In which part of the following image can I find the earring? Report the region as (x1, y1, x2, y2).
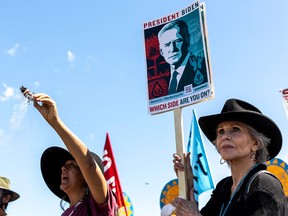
(220, 158, 226, 164)
(250, 152, 256, 161)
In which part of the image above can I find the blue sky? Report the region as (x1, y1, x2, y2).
(1, 0, 288, 215)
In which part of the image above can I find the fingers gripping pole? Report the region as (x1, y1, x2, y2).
(173, 108, 188, 199)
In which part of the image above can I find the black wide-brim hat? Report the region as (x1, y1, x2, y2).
(199, 98, 282, 160)
(40, 146, 104, 202)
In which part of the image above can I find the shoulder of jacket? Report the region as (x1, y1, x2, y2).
(246, 170, 281, 194)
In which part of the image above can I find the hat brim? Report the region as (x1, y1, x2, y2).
(198, 111, 282, 160)
(0, 187, 20, 202)
(40, 146, 104, 202)
(8, 190, 20, 202)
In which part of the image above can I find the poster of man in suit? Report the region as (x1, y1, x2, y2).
(144, 1, 214, 115)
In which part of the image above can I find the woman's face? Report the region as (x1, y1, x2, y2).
(215, 121, 257, 162)
(0, 191, 11, 211)
(60, 160, 86, 193)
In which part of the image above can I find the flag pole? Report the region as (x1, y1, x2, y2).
(173, 107, 188, 199)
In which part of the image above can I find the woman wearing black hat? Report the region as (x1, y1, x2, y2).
(172, 99, 287, 216)
(33, 93, 116, 216)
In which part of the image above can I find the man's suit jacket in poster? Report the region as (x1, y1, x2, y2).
(173, 54, 208, 93)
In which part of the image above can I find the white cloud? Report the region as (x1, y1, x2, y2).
(0, 129, 5, 146)
(9, 100, 28, 130)
(89, 133, 94, 140)
(67, 51, 76, 62)
(34, 81, 40, 87)
(0, 83, 31, 130)
(0, 83, 15, 101)
(6, 44, 20, 56)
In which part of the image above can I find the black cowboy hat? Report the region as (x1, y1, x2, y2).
(0, 177, 20, 201)
(198, 98, 282, 160)
(40, 146, 104, 202)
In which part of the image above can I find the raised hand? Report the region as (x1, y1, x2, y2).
(33, 93, 59, 125)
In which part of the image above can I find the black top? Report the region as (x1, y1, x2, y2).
(201, 164, 288, 216)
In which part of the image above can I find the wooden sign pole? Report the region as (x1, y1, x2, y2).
(173, 107, 188, 199)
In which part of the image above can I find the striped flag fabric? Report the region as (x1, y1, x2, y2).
(102, 133, 128, 216)
(280, 88, 288, 119)
(187, 109, 214, 203)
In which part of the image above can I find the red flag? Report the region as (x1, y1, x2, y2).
(102, 133, 127, 215)
(280, 88, 288, 119)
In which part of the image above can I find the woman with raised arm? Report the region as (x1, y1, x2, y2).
(34, 93, 116, 216)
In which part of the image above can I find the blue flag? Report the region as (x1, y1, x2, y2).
(187, 109, 214, 203)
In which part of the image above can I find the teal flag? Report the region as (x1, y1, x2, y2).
(187, 109, 214, 202)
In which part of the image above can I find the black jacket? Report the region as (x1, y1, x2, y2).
(200, 164, 288, 216)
